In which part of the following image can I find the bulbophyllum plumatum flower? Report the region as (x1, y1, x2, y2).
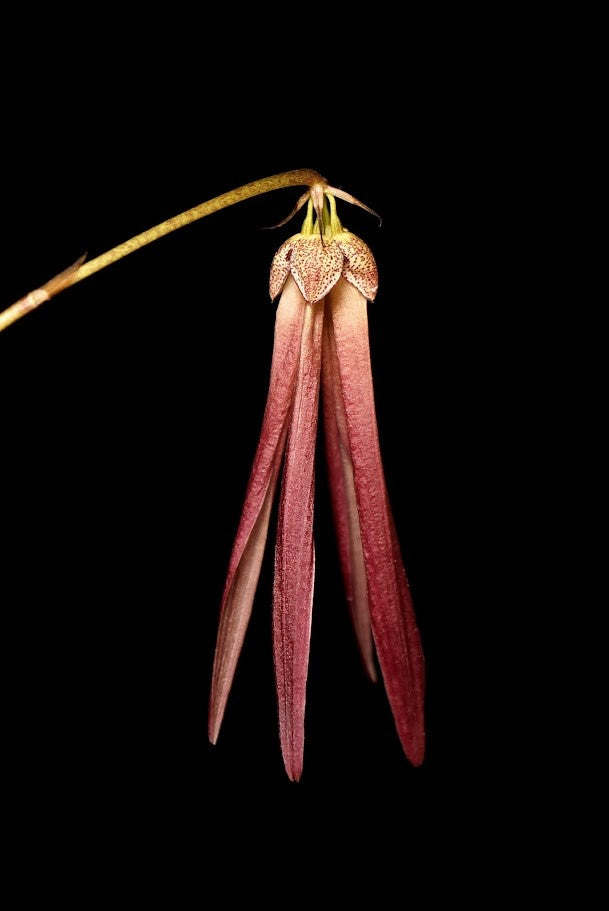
(209, 194, 425, 780)
(0, 168, 423, 782)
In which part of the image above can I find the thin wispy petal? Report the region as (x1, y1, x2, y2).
(325, 186, 381, 224)
(328, 279, 425, 766)
(273, 298, 325, 781)
(321, 317, 376, 681)
(209, 277, 306, 744)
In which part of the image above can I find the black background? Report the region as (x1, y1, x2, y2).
(0, 24, 493, 868)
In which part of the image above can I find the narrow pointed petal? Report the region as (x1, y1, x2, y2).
(325, 185, 382, 223)
(209, 277, 306, 744)
(273, 299, 325, 781)
(328, 279, 425, 766)
(321, 318, 377, 681)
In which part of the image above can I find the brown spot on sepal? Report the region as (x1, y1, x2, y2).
(336, 234, 378, 302)
(270, 232, 378, 304)
(290, 237, 344, 303)
(269, 235, 297, 300)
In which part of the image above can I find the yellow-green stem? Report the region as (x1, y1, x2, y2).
(0, 168, 326, 335)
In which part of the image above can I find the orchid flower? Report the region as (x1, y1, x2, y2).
(1, 169, 425, 782)
(209, 195, 425, 781)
